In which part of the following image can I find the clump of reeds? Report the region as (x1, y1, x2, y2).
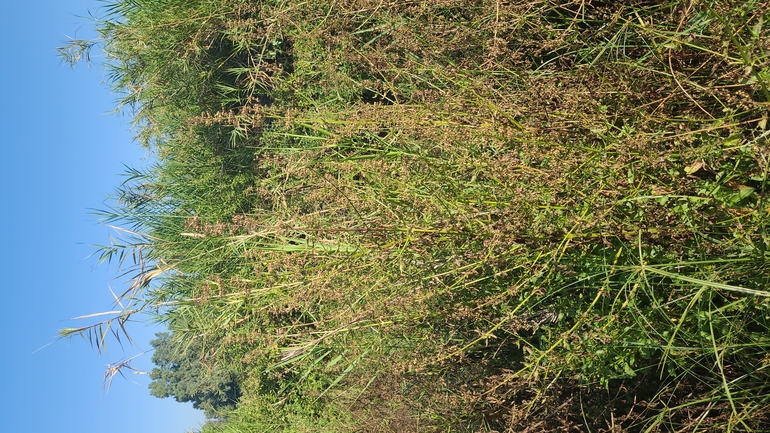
(61, 0, 770, 431)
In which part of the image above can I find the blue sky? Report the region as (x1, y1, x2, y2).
(0, 1, 206, 432)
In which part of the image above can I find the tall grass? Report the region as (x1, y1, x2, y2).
(61, 0, 769, 431)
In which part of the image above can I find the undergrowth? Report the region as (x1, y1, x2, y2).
(61, 0, 770, 431)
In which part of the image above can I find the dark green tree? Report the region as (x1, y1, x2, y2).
(148, 332, 241, 418)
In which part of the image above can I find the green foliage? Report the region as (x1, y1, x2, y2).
(62, 0, 770, 431)
(149, 332, 241, 418)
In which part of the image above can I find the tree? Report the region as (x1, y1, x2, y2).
(148, 332, 241, 418)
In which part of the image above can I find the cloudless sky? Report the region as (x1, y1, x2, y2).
(0, 1, 206, 432)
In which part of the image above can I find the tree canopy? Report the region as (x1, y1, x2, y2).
(149, 332, 241, 418)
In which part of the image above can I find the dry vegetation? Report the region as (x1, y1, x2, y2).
(61, 0, 770, 431)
